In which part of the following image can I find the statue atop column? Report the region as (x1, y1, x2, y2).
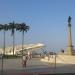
(67, 16, 73, 55)
(68, 16, 71, 26)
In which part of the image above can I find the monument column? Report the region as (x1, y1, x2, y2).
(67, 16, 73, 55)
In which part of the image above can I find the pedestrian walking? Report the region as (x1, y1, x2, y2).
(22, 55, 28, 67)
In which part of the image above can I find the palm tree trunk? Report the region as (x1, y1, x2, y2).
(2, 54, 3, 75)
(2, 30, 5, 75)
(3, 30, 5, 55)
(22, 31, 24, 56)
(13, 33, 15, 55)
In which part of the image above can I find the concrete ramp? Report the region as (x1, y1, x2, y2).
(57, 55, 75, 64)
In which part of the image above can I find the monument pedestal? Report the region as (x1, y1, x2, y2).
(67, 46, 73, 55)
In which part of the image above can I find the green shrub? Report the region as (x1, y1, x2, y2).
(3, 55, 21, 59)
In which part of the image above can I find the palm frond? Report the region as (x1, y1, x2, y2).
(3, 24, 9, 31)
(9, 21, 16, 36)
(0, 24, 3, 30)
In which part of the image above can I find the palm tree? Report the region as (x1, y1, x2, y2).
(0, 24, 4, 75)
(9, 21, 16, 55)
(18, 23, 29, 55)
(3, 24, 9, 55)
(0, 24, 8, 74)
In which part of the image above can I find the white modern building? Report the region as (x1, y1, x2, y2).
(0, 43, 45, 55)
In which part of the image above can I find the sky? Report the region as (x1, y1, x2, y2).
(0, 0, 75, 52)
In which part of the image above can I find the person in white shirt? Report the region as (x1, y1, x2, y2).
(28, 51, 32, 60)
(22, 55, 28, 67)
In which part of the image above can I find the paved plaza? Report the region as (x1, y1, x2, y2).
(0, 55, 75, 75)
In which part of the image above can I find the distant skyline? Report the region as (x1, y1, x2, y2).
(0, 0, 75, 52)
